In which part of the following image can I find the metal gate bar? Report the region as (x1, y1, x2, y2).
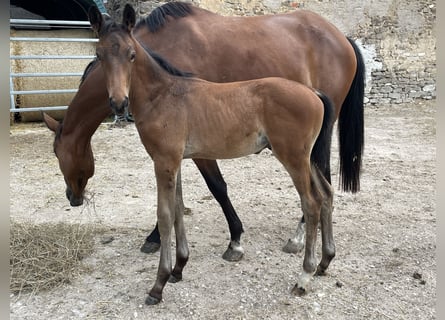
(10, 19, 97, 114)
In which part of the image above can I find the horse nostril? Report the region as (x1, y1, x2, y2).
(109, 97, 128, 116)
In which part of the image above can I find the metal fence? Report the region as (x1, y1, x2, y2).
(9, 19, 97, 114)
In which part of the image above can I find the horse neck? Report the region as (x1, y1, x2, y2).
(61, 79, 110, 147)
(130, 38, 174, 104)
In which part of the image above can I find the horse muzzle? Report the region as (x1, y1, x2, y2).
(109, 96, 129, 117)
(66, 187, 84, 207)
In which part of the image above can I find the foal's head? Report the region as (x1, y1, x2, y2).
(88, 4, 137, 116)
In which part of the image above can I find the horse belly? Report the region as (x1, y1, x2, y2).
(183, 130, 269, 160)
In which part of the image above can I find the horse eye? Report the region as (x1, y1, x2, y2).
(130, 52, 136, 62)
(96, 53, 101, 61)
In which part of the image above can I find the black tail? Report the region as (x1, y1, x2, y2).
(311, 90, 335, 184)
(338, 37, 365, 193)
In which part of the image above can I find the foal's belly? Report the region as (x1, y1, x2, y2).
(183, 130, 270, 160)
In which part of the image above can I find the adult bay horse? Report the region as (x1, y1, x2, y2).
(44, 1, 364, 261)
(89, 3, 337, 304)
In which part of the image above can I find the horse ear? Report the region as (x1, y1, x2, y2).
(42, 112, 60, 133)
(122, 3, 136, 32)
(88, 5, 103, 34)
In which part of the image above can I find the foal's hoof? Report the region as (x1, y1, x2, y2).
(291, 284, 307, 297)
(282, 239, 304, 254)
(145, 294, 161, 305)
(140, 241, 161, 254)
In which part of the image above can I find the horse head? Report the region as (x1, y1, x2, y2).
(88, 4, 136, 117)
(43, 113, 94, 206)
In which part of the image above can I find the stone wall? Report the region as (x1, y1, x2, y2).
(104, 0, 436, 105)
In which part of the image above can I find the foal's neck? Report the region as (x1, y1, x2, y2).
(130, 37, 175, 102)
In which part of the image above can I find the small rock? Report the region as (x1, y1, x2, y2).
(101, 236, 115, 244)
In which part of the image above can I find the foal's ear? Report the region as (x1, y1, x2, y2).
(122, 3, 136, 32)
(88, 5, 103, 34)
(42, 112, 60, 133)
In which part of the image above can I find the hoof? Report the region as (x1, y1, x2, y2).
(315, 266, 327, 276)
(184, 207, 192, 215)
(222, 242, 244, 262)
(145, 294, 161, 305)
(168, 273, 182, 283)
(140, 241, 161, 254)
(222, 248, 244, 262)
(282, 239, 304, 254)
(291, 284, 307, 296)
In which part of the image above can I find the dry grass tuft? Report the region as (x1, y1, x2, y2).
(10, 220, 99, 295)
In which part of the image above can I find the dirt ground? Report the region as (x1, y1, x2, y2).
(9, 101, 436, 319)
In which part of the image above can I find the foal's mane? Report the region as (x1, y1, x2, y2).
(134, 2, 193, 33)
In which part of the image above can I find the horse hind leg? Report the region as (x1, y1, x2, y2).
(279, 159, 323, 296)
(282, 153, 332, 255)
(193, 159, 245, 262)
(291, 165, 334, 297)
(282, 215, 305, 254)
(312, 165, 335, 276)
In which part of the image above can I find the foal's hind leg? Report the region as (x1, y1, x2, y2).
(282, 215, 306, 254)
(285, 164, 323, 296)
(312, 166, 335, 276)
(283, 155, 331, 254)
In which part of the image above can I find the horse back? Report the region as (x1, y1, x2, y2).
(133, 7, 356, 113)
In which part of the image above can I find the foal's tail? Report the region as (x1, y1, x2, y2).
(311, 90, 335, 184)
(338, 37, 366, 193)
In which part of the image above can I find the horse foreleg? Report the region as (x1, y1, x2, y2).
(169, 175, 190, 283)
(146, 163, 178, 305)
(140, 168, 187, 254)
(193, 159, 245, 262)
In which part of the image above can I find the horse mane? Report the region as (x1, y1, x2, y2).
(134, 2, 193, 33)
(82, 7, 193, 88)
(139, 43, 194, 78)
(80, 58, 99, 85)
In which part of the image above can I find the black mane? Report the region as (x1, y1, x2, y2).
(134, 2, 193, 33)
(80, 58, 99, 85)
(140, 43, 193, 78)
(81, 12, 193, 85)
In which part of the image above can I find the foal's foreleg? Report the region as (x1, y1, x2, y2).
(169, 173, 190, 282)
(141, 169, 186, 254)
(146, 163, 178, 305)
